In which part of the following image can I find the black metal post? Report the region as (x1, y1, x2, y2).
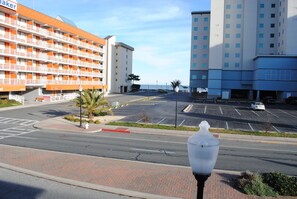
(79, 90, 82, 127)
(193, 173, 210, 199)
(175, 91, 178, 128)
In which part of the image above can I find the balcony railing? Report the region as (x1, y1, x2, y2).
(0, 78, 25, 85)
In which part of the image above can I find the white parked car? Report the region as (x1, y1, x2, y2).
(251, 102, 265, 111)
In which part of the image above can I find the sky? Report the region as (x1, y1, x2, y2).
(17, 0, 210, 86)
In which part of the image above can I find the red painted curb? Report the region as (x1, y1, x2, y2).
(101, 128, 130, 133)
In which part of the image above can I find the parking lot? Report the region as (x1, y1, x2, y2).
(112, 93, 297, 133)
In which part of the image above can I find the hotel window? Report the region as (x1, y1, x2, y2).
(235, 43, 241, 48)
(202, 54, 207, 58)
(235, 63, 240, 68)
(193, 45, 198, 49)
(194, 36, 198, 40)
(202, 63, 207, 68)
(260, 4, 264, 8)
(202, 75, 207, 80)
(226, 4, 231, 9)
(258, 43, 264, 48)
(236, 33, 241, 38)
(271, 13, 275, 18)
(224, 63, 229, 68)
(235, 53, 240, 58)
(237, 4, 242, 9)
(192, 75, 197, 80)
(192, 63, 197, 68)
(194, 27, 198, 31)
(271, 3, 276, 8)
(225, 43, 230, 48)
(204, 17, 208, 22)
(194, 18, 198, 22)
(225, 34, 230, 38)
(236, 24, 241, 29)
(237, 14, 241, 19)
(260, 13, 265, 18)
(193, 54, 197, 58)
(203, 45, 208, 49)
(203, 36, 208, 40)
(259, 33, 264, 38)
(270, 43, 274, 48)
(226, 24, 230, 29)
(204, 26, 208, 31)
(224, 53, 229, 58)
(271, 24, 275, 28)
(259, 23, 264, 28)
(270, 33, 275, 38)
(226, 14, 231, 19)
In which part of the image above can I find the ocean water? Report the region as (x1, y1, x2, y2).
(140, 84, 189, 91)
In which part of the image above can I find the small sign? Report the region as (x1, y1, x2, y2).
(0, 0, 17, 11)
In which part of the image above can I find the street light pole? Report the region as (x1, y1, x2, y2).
(174, 86, 179, 128)
(79, 84, 82, 127)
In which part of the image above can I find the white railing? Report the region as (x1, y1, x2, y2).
(0, 79, 25, 85)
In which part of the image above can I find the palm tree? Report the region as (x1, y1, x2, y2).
(127, 74, 140, 84)
(74, 89, 112, 120)
(170, 80, 181, 90)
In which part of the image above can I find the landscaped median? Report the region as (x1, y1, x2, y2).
(107, 121, 297, 139)
(0, 99, 22, 108)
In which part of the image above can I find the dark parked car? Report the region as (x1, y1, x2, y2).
(262, 96, 276, 104)
(285, 96, 297, 105)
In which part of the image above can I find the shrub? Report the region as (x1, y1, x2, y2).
(262, 172, 297, 196)
(93, 110, 107, 116)
(238, 171, 278, 197)
(94, 120, 101, 124)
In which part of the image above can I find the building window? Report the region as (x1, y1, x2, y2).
(235, 63, 240, 67)
(225, 43, 230, 48)
(204, 26, 208, 31)
(236, 33, 241, 38)
(203, 45, 208, 49)
(235, 43, 241, 48)
(224, 53, 229, 58)
(226, 4, 231, 9)
(258, 43, 264, 48)
(226, 24, 230, 29)
(193, 45, 198, 49)
(224, 63, 229, 68)
(237, 4, 242, 9)
(194, 18, 198, 22)
(270, 33, 275, 38)
(270, 43, 274, 48)
(202, 75, 207, 80)
(236, 24, 241, 29)
(271, 24, 275, 28)
(260, 13, 265, 18)
(259, 33, 264, 38)
(192, 75, 197, 80)
(202, 54, 207, 58)
(203, 36, 208, 40)
(271, 3, 276, 8)
(235, 53, 240, 58)
(193, 54, 197, 58)
(192, 63, 197, 68)
(194, 36, 198, 40)
(260, 4, 264, 8)
(271, 13, 275, 18)
(259, 23, 264, 28)
(194, 27, 198, 31)
(226, 14, 231, 19)
(202, 63, 207, 68)
(237, 14, 241, 19)
(225, 33, 230, 38)
(204, 17, 208, 22)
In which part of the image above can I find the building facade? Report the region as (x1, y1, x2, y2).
(190, 0, 297, 100)
(1, 1, 134, 102)
(106, 35, 134, 94)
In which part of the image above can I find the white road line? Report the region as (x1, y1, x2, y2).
(204, 105, 207, 114)
(266, 110, 279, 118)
(219, 106, 223, 115)
(179, 119, 186, 126)
(220, 145, 297, 153)
(226, 121, 229, 130)
(272, 125, 281, 133)
(234, 107, 241, 116)
(130, 148, 176, 154)
(248, 123, 254, 131)
(279, 110, 297, 119)
(136, 118, 143, 123)
(156, 118, 166, 124)
(1, 128, 24, 133)
(0, 131, 36, 140)
(252, 110, 260, 117)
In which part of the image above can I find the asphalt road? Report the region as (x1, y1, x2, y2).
(0, 167, 133, 199)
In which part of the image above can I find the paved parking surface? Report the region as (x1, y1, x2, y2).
(113, 95, 297, 133)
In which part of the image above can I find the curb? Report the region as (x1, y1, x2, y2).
(0, 162, 181, 199)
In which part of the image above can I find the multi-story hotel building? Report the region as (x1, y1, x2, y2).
(190, 0, 297, 100)
(0, 0, 122, 102)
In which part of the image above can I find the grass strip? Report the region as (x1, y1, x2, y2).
(107, 121, 297, 138)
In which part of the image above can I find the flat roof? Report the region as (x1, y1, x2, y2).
(191, 11, 210, 15)
(115, 42, 134, 51)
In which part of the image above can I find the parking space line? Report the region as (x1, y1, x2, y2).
(279, 110, 297, 119)
(248, 123, 254, 131)
(204, 105, 207, 114)
(157, 118, 166, 124)
(179, 119, 186, 126)
(233, 107, 241, 116)
(225, 121, 229, 130)
(252, 111, 260, 117)
(272, 125, 281, 133)
(266, 110, 279, 118)
(136, 118, 143, 123)
(219, 106, 223, 115)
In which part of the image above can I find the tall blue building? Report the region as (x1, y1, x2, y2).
(190, 0, 297, 100)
